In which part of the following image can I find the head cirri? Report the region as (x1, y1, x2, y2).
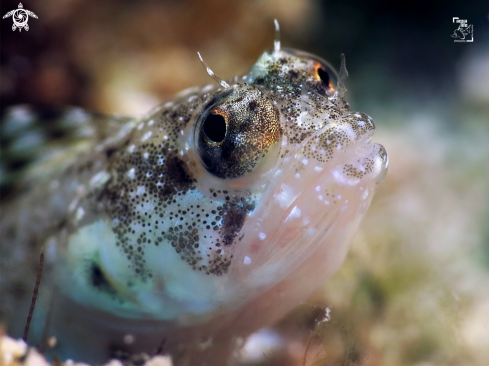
(0, 23, 387, 364)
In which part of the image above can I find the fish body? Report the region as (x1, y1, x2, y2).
(0, 46, 387, 364)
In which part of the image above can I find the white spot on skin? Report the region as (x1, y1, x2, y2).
(302, 158, 308, 165)
(274, 183, 298, 209)
(314, 166, 323, 172)
(164, 135, 168, 140)
(68, 197, 79, 212)
(315, 185, 321, 192)
(163, 101, 174, 108)
(143, 152, 149, 159)
(137, 186, 145, 195)
(147, 119, 154, 126)
(89, 171, 110, 189)
(361, 189, 369, 200)
(128, 144, 136, 153)
(127, 168, 136, 179)
(244, 256, 252, 265)
(295, 173, 301, 179)
(141, 131, 152, 142)
(333, 168, 361, 185)
(318, 195, 323, 200)
(259, 232, 267, 240)
(76, 207, 85, 221)
(137, 123, 145, 130)
(285, 206, 301, 222)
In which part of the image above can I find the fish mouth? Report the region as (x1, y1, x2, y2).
(277, 103, 388, 188)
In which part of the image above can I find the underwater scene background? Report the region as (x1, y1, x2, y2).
(1, 0, 488, 365)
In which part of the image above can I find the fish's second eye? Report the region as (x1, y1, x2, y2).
(202, 112, 227, 145)
(317, 67, 330, 86)
(315, 64, 335, 93)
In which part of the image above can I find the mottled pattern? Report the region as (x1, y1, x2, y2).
(0, 46, 387, 364)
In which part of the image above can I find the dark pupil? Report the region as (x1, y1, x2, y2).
(317, 67, 330, 85)
(203, 112, 226, 143)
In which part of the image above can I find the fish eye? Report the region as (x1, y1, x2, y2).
(274, 49, 338, 92)
(315, 64, 335, 93)
(202, 111, 227, 145)
(317, 67, 330, 85)
(196, 86, 281, 180)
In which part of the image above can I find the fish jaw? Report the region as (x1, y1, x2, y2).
(222, 64, 388, 295)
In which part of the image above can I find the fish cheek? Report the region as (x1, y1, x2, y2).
(220, 200, 255, 247)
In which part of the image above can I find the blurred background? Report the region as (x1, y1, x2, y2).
(1, 0, 488, 365)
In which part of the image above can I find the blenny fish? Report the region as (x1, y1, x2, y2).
(0, 25, 388, 365)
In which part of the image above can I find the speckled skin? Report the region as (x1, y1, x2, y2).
(0, 48, 387, 365)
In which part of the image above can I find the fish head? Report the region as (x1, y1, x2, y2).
(57, 48, 388, 331)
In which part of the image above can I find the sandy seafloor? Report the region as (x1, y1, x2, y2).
(1, 0, 489, 365)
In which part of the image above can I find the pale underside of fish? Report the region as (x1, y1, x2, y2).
(0, 33, 388, 365)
